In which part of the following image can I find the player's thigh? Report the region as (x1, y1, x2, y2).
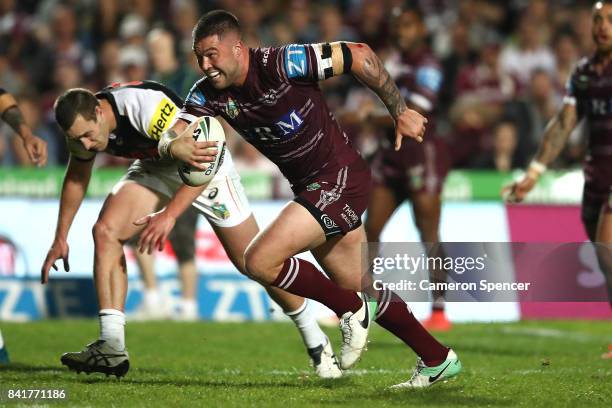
(311, 225, 367, 291)
(410, 191, 442, 242)
(246, 201, 327, 272)
(365, 184, 399, 242)
(96, 180, 166, 242)
(211, 213, 260, 274)
(595, 204, 612, 275)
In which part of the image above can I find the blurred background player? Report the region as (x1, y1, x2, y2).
(129, 27, 202, 321)
(360, 6, 453, 331)
(504, 0, 612, 359)
(0, 87, 48, 363)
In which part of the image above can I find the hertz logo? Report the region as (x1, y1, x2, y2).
(148, 98, 177, 140)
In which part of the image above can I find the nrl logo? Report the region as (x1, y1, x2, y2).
(225, 98, 240, 119)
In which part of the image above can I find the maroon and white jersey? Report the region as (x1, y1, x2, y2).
(564, 56, 612, 181)
(178, 45, 361, 190)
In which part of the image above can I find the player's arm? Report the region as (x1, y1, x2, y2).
(503, 103, 577, 203)
(0, 91, 48, 166)
(158, 118, 218, 169)
(134, 183, 206, 254)
(314, 42, 426, 149)
(41, 156, 95, 283)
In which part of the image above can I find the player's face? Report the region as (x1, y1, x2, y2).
(592, 2, 612, 53)
(396, 11, 425, 52)
(66, 108, 109, 152)
(194, 33, 242, 89)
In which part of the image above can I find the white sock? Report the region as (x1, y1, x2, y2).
(144, 289, 161, 309)
(99, 309, 126, 350)
(286, 299, 327, 349)
(181, 298, 198, 315)
(0, 329, 4, 348)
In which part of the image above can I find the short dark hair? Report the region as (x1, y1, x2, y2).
(192, 10, 241, 49)
(54, 88, 99, 131)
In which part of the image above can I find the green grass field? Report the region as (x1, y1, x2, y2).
(0, 320, 610, 407)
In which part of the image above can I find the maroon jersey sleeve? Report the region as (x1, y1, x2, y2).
(272, 43, 347, 85)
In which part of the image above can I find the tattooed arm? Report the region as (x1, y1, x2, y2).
(310, 42, 426, 149)
(534, 104, 578, 166)
(502, 103, 577, 203)
(0, 92, 48, 166)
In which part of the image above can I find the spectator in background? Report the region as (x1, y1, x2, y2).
(147, 28, 199, 97)
(450, 37, 517, 167)
(571, 5, 597, 56)
(349, 0, 389, 53)
(0, 0, 32, 65)
(500, 13, 556, 88)
(475, 121, 520, 172)
(170, 0, 200, 61)
(288, 0, 317, 44)
(93, 39, 125, 88)
(118, 45, 148, 83)
(553, 31, 580, 96)
(438, 19, 478, 120)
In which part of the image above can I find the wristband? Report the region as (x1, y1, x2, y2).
(158, 132, 178, 159)
(528, 160, 547, 175)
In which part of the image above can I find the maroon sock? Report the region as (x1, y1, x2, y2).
(375, 289, 449, 366)
(272, 257, 362, 317)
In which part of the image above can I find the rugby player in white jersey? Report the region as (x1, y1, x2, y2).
(40, 81, 341, 378)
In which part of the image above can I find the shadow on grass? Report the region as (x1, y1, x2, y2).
(316, 385, 514, 407)
(0, 363, 64, 374)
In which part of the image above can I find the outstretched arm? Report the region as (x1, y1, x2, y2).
(134, 184, 206, 254)
(503, 103, 577, 202)
(312, 42, 426, 150)
(41, 156, 95, 283)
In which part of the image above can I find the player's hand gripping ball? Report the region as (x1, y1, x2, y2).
(177, 116, 226, 186)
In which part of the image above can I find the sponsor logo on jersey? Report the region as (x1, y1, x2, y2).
(306, 182, 321, 191)
(261, 47, 271, 66)
(285, 44, 307, 79)
(186, 87, 206, 106)
(340, 204, 359, 228)
(320, 214, 338, 230)
(275, 109, 304, 138)
(148, 98, 177, 140)
(225, 98, 240, 119)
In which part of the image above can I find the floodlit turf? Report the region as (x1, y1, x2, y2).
(0, 320, 610, 407)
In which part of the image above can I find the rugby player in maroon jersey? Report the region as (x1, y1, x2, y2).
(362, 6, 453, 332)
(0, 87, 48, 364)
(142, 10, 462, 387)
(504, 1, 612, 359)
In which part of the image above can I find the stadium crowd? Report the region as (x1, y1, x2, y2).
(0, 0, 596, 186)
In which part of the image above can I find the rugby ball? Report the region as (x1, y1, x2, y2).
(177, 116, 226, 187)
